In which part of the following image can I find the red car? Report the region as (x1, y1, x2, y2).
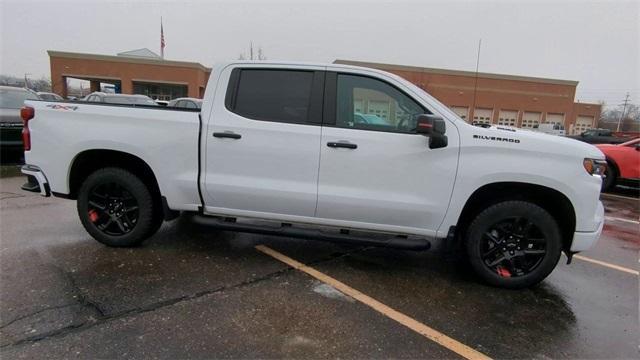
(596, 138, 640, 191)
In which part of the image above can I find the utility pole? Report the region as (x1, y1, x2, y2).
(470, 39, 482, 124)
(617, 93, 630, 132)
(24, 73, 31, 89)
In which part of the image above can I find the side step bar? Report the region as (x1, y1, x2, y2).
(191, 215, 431, 251)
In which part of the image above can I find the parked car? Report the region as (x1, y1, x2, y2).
(568, 128, 629, 144)
(84, 92, 158, 106)
(155, 100, 169, 107)
(36, 92, 64, 101)
(20, 62, 606, 289)
(595, 138, 640, 191)
(168, 97, 202, 109)
(533, 123, 565, 136)
(0, 86, 40, 151)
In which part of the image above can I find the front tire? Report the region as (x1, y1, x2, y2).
(601, 161, 616, 192)
(465, 201, 562, 289)
(77, 168, 161, 247)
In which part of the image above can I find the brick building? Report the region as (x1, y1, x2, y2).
(48, 51, 600, 134)
(49, 49, 210, 101)
(335, 60, 600, 135)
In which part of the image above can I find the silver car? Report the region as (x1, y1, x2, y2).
(84, 92, 158, 106)
(36, 92, 64, 101)
(168, 97, 202, 109)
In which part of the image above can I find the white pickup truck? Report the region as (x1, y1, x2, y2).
(21, 62, 605, 288)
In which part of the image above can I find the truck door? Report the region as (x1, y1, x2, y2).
(203, 66, 325, 218)
(316, 72, 459, 236)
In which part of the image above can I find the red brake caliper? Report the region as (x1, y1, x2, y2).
(497, 266, 511, 278)
(88, 209, 99, 223)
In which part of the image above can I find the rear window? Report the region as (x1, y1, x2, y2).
(0, 88, 40, 109)
(230, 69, 314, 123)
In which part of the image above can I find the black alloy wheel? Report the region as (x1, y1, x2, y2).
(87, 182, 139, 236)
(480, 217, 547, 278)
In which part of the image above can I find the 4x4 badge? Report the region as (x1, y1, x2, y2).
(45, 104, 78, 111)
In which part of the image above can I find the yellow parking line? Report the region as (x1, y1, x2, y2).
(255, 245, 492, 360)
(605, 216, 640, 225)
(601, 193, 639, 201)
(573, 254, 639, 275)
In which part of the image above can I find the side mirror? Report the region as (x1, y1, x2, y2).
(416, 114, 448, 149)
(635, 144, 640, 151)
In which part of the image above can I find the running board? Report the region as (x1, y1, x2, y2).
(191, 215, 431, 251)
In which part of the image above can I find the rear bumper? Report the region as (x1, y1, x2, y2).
(21, 165, 50, 197)
(570, 201, 604, 252)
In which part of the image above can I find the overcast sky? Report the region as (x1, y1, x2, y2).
(1, 0, 638, 106)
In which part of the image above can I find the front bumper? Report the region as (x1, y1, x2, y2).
(21, 165, 50, 197)
(570, 200, 604, 252)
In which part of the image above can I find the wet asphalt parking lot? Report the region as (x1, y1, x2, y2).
(0, 174, 638, 359)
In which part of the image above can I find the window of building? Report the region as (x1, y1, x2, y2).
(132, 82, 188, 101)
(335, 74, 426, 133)
(231, 69, 315, 124)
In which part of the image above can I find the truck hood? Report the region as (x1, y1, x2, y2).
(474, 125, 604, 159)
(0, 108, 22, 124)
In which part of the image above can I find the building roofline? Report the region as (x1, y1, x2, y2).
(48, 50, 211, 72)
(334, 59, 579, 86)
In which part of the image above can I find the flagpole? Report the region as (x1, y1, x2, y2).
(160, 17, 165, 59)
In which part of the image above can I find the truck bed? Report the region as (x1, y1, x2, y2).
(24, 100, 203, 211)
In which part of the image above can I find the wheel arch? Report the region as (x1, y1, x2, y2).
(68, 149, 161, 202)
(455, 182, 576, 253)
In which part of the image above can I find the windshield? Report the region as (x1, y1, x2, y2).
(0, 88, 40, 109)
(103, 96, 158, 106)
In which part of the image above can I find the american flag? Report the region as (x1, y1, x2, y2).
(160, 17, 165, 59)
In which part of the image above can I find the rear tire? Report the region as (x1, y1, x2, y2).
(77, 167, 162, 247)
(465, 201, 562, 289)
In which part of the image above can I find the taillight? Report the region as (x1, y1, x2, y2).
(20, 106, 34, 151)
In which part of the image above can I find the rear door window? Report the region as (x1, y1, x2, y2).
(227, 69, 316, 124)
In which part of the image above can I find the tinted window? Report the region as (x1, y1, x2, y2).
(185, 101, 197, 109)
(0, 88, 39, 109)
(232, 69, 314, 123)
(336, 74, 425, 133)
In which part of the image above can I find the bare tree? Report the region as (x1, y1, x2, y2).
(0, 74, 51, 92)
(238, 41, 267, 60)
(598, 103, 640, 132)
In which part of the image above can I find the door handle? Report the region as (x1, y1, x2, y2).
(327, 141, 357, 149)
(213, 132, 241, 139)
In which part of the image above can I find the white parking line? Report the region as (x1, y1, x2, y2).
(605, 216, 640, 225)
(256, 245, 492, 360)
(573, 255, 639, 276)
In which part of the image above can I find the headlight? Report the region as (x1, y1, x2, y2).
(583, 158, 607, 176)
